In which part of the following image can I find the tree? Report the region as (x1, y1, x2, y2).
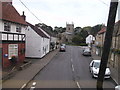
(90, 24, 104, 36)
(79, 29, 89, 41)
(72, 35, 84, 45)
(35, 23, 57, 36)
(54, 26, 66, 33)
(74, 27, 82, 35)
(82, 26, 92, 34)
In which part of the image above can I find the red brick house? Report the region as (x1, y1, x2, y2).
(0, 2, 27, 68)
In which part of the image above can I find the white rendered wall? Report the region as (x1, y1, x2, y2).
(0, 20, 3, 32)
(25, 26, 43, 58)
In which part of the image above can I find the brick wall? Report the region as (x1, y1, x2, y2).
(2, 42, 25, 68)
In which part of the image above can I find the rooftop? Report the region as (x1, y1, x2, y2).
(0, 2, 27, 25)
(27, 22, 49, 38)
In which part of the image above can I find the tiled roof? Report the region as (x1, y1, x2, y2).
(27, 22, 49, 38)
(98, 27, 106, 34)
(0, 2, 27, 25)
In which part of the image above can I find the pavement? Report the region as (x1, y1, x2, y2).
(2, 49, 59, 89)
(91, 51, 101, 60)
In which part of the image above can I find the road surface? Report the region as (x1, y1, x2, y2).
(26, 46, 116, 89)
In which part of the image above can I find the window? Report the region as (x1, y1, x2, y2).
(8, 44, 18, 59)
(68, 27, 70, 30)
(16, 25, 21, 33)
(4, 22, 11, 31)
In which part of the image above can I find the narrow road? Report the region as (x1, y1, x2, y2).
(26, 46, 116, 89)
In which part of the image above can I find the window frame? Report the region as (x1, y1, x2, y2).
(4, 22, 11, 31)
(16, 25, 22, 33)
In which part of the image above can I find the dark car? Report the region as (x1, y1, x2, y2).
(82, 48, 91, 56)
(59, 46, 66, 52)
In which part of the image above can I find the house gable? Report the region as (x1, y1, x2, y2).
(0, 2, 27, 25)
(98, 27, 106, 35)
(27, 22, 49, 38)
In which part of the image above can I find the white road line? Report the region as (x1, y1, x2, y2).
(71, 58, 73, 62)
(20, 84, 26, 89)
(30, 86, 35, 90)
(76, 82, 81, 89)
(72, 64, 75, 72)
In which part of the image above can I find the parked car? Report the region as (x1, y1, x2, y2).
(89, 60, 111, 78)
(61, 43, 66, 48)
(82, 48, 91, 56)
(115, 85, 120, 90)
(59, 45, 66, 52)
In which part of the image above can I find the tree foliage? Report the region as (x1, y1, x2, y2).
(90, 24, 104, 36)
(35, 23, 57, 37)
(54, 26, 66, 34)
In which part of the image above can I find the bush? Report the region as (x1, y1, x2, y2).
(79, 43, 88, 46)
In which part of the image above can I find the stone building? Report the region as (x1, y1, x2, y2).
(94, 27, 106, 56)
(108, 20, 120, 84)
(93, 21, 120, 84)
(65, 23, 74, 43)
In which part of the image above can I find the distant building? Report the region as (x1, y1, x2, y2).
(95, 27, 106, 56)
(65, 23, 74, 42)
(61, 23, 74, 43)
(86, 34, 95, 48)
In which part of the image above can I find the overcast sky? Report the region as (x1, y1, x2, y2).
(13, 0, 119, 28)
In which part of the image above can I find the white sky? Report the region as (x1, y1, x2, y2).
(12, 0, 119, 28)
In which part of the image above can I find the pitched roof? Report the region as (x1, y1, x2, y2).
(27, 22, 49, 38)
(98, 27, 106, 34)
(0, 2, 27, 25)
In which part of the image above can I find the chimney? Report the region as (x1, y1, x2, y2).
(10, 2, 12, 5)
(21, 11, 26, 21)
(9, 0, 12, 5)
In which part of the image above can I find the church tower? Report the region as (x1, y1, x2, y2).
(65, 22, 74, 42)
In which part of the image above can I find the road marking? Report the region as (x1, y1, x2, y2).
(32, 82, 36, 86)
(30, 86, 35, 90)
(76, 82, 81, 89)
(20, 84, 26, 89)
(72, 64, 75, 72)
(71, 58, 73, 62)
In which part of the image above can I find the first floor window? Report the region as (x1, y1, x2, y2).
(4, 22, 11, 31)
(16, 25, 22, 33)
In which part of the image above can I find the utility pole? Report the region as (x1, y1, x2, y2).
(97, 0, 118, 90)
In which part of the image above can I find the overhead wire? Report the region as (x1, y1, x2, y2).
(19, 0, 42, 23)
(98, 0, 109, 6)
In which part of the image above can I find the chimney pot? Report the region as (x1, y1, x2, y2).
(21, 11, 26, 21)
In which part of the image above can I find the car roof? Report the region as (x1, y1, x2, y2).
(61, 46, 65, 47)
(92, 60, 101, 62)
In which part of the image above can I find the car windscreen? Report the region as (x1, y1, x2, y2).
(84, 49, 90, 52)
(93, 62, 100, 68)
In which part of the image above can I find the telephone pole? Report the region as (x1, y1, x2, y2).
(97, 0, 118, 90)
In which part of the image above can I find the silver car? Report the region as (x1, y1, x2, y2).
(82, 48, 91, 56)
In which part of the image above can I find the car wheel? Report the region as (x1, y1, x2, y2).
(92, 72, 94, 78)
